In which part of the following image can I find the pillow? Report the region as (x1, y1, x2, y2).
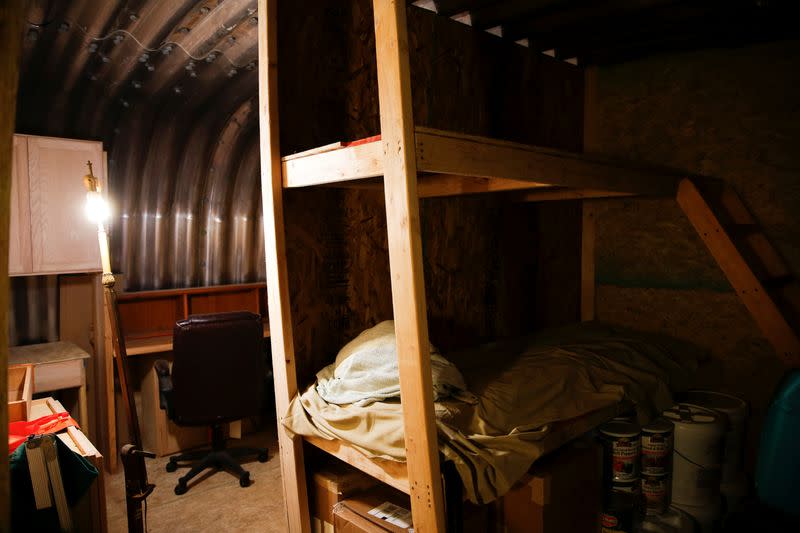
(315, 320, 475, 406)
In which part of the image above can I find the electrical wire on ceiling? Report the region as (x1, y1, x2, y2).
(72, 22, 254, 70)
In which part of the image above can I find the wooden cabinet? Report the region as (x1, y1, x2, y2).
(9, 134, 105, 275)
(9, 136, 32, 274)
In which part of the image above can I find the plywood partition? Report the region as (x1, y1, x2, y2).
(257, 0, 310, 531)
(373, 1, 446, 531)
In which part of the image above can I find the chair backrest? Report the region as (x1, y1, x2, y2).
(171, 311, 264, 426)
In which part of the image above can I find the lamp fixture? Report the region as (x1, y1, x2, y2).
(82, 161, 155, 533)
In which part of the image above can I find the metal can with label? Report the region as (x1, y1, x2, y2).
(641, 418, 674, 475)
(601, 483, 638, 533)
(641, 472, 671, 515)
(600, 421, 641, 483)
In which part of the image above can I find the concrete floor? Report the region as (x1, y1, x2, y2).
(104, 427, 287, 532)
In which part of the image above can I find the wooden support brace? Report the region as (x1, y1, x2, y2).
(257, 1, 310, 531)
(373, 1, 446, 531)
(581, 202, 596, 321)
(677, 178, 800, 365)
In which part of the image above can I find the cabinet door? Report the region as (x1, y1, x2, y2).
(27, 136, 105, 274)
(9, 135, 32, 275)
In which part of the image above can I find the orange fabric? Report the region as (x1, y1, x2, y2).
(8, 412, 79, 454)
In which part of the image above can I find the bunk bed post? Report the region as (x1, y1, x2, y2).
(256, 1, 311, 531)
(581, 203, 596, 321)
(372, 1, 446, 531)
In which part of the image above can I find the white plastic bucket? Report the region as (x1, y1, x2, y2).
(684, 391, 748, 482)
(663, 404, 725, 507)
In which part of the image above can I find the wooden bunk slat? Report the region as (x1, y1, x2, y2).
(304, 436, 411, 494)
(282, 141, 344, 162)
(257, 1, 311, 531)
(373, 0, 447, 531)
(281, 127, 679, 196)
(415, 127, 680, 196)
(282, 140, 384, 188)
(417, 173, 549, 197)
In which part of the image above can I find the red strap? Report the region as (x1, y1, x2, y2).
(343, 134, 381, 147)
(8, 412, 79, 454)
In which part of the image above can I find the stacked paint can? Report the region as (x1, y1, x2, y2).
(599, 420, 641, 532)
(641, 418, 675, 517)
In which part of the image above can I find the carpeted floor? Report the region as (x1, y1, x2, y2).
(104, 427, 287, 532)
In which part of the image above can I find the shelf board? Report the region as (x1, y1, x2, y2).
(304, 435, 410, 494)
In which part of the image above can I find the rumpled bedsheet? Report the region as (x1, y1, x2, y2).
(284, 322, 702, 503)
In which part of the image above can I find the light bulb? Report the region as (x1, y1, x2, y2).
(85, 190, 111, 224)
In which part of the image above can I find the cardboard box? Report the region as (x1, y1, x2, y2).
(8, 364, 33, 422)
(503, 440, 602, 533)
(332, 505, 387, 533)
(333, 485, 413, 533)
(312, 462, 379, 533)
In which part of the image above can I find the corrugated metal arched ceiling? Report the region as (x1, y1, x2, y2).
(17, 0, 264, 290)
(15, 0, 798, 290)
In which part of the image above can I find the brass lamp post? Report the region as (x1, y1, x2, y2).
(83, 162, 155, 533)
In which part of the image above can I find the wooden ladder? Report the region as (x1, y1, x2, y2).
(677, 178, 800, 365)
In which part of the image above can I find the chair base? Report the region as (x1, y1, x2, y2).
(166, 424, 268, 495)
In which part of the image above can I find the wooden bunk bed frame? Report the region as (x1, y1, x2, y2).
(257, 1, 800, 531)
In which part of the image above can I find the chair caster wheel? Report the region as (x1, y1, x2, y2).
(257, 451, 268, 463)
(166, 461, 178, 473)
(239, 473, 251, 488)
(175, 482, 188, 495)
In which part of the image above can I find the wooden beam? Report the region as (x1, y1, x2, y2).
(0, 1, 23, 528)
(415, 128, 679, 195)
(282, 140, 384, 188)
(373, 1, 446, 531)
(581, 202, 596, 321)
(417, 174, 549, 197)
(434, 0, 495, 18)
(257, 1, 310, 532)
(469, 0, 545, 30)
(305, 436, 410, 494)
(515, 188, 634, 202)
(501, 0, 675, 42)
(677, 178, 800, 365)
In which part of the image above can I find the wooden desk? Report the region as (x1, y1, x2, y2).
(9, 341, 90, 427)
(126, 323, 271, 356)
(30, 397, 107, 533)
(105, 282, 270, 463)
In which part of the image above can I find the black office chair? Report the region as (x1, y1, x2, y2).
(154, 311, 269, 495)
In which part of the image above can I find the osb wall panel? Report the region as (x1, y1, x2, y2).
(588, 40, 800, 469)
(342, 190, 541, 357)
(278, 2, 585, 378)
(284, 188, 349, 385)
(334, 3, 584, 362)
(343, 2, 583, 149)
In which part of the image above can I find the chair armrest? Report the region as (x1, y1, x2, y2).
(154, 359, 174, 419)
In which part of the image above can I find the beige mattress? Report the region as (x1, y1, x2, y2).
(284, 322, 702, 503)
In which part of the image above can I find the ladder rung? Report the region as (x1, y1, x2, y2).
(727, 223, 759, 238)
(762, 275, 795, 290)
